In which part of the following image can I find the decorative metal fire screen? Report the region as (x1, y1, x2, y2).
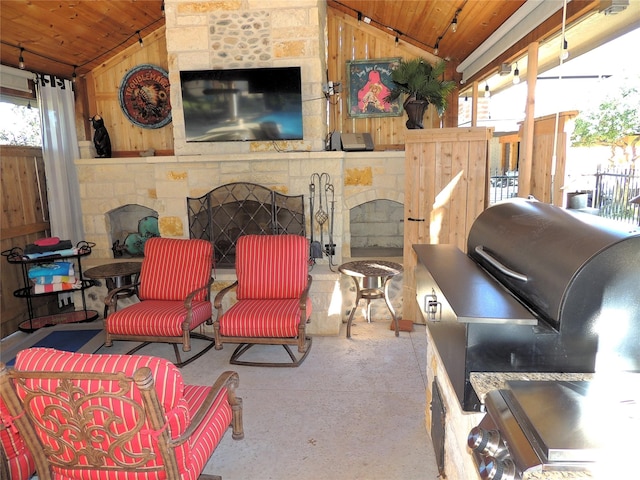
(187, 182, 305, 267)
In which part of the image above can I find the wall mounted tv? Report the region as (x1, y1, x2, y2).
(180, 66, 303, 142)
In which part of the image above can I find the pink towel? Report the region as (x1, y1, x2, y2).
(33, 282, 81, 294)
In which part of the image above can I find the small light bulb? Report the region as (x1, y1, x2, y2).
(513, 65, 520, 85)
(18, 48, 25, 69)
(451, 18, 458, 33)
(484, 84, 490, 98)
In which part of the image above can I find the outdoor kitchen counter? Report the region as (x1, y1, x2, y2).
(470, 372, 595, 404)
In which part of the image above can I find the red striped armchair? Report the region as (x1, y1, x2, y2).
(1, 397, 35, 480)
(0, 348, 243, 480)
(213, 235, 313, 367)
(104, 238, 215, 367)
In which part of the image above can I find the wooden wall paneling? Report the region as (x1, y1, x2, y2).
(525, 111, 577, 205)
(327, 6, 448, 149)
(85, 29, 173, 156)
(1, 146, 54, 337)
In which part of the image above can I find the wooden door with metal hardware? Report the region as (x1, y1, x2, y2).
(402, 128, 491, 324)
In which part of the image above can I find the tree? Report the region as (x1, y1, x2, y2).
(0, 103, 42, 147)
(570, 80, 640, 165)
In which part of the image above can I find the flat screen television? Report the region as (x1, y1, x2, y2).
(180, 66, 303, 142)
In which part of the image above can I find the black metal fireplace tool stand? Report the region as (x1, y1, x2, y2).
(309, 172, 336, 270)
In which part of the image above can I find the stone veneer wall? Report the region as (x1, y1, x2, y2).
(165, 0, 327, 154)
(75, 1, 407, 336)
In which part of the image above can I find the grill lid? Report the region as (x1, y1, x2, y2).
(467, 198, 639, 330)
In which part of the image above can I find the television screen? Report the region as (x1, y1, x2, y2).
(180, 67, 303, 142)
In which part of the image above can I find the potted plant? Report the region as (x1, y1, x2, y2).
(385, 57, 456, 129)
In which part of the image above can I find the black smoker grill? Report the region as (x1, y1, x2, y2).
(414, 198, 640, 412)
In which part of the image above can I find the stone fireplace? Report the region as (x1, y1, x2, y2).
(75, 1, 406, 335)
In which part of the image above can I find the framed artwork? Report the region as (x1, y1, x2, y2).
(346, 58, 403, 118)
(119, 64, 172, 129)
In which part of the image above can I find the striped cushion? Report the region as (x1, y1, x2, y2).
(107, 299, 212, 336)
(182, 385, 232, 480)
(235, 235, 309, 300)
(14, 348, 191, 477)
(139, 238, 213, 301)
(219, 298, 312, 337)
(0, 398, 35, 480)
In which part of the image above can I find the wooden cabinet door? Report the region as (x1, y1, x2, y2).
(403, 128, 491, 324)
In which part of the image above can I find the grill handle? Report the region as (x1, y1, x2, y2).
(474, 246, 528, 282)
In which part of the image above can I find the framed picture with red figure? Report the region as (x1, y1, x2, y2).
(346, 58, 403, 118)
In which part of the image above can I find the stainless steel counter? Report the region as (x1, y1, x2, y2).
(414, 244, 536, 325)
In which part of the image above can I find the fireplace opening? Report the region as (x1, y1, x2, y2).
(188, 182, 305, 267)
(106, 204, 159, 258)
(350, 199, 403, 257)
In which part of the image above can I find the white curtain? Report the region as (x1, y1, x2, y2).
(36, 75, 84, 243)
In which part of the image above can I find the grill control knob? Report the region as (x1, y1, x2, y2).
(478, 456, 516, 480)
(467, 427, 503, 456)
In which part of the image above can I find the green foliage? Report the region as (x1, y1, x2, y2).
(385, 57, 456, 116)
(0, 103, 42, 147)
(571, 81, 640, 163)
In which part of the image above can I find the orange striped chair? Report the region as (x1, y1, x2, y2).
(1, 397, 35, 480)
(0, 348, 243, 480)
(213, 235, 313, 367)
(104, 237, 215, 367)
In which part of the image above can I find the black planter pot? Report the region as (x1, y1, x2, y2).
(403, 97, 430, 129)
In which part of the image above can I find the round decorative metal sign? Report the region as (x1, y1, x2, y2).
(119, 64, 171, 129)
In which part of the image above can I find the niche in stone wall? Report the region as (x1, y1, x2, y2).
(106, 204, 159, 258)
(350, 199, 403, 257)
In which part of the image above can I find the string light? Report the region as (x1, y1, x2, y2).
(451, 9, 461, 33)
(513, 63, 520, 84)
(484, 83, 490, 98)
(434, 38, 441, 56)
(72, 65, 77, 83)
(1, 15, 163, 79)
(357, 11, 362, 24)
(395, 32, 399, 46)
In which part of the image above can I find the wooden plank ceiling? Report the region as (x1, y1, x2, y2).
(328, 0, 526, 64)
(0, 1, 165, 80)
(0, 0, 607, 85)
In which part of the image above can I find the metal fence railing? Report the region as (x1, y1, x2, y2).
(489, 169, 518, 205)
(489, 167, 640, 227)
(593, 166, 640, 226)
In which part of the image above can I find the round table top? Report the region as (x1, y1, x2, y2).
(84, 261, 142, 279)
(338, 260, 403, 278)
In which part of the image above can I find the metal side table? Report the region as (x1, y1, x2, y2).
(84, 261, 142, 318)
(339, 260, 403, 338)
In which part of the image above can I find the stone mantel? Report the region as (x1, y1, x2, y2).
(75, 148, 405, 336)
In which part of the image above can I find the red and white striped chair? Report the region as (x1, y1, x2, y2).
(1, 397, 35, 480)
(213, 234, 312, 367)
(0, 348, 243, 480)
(105, 237, 215, 367)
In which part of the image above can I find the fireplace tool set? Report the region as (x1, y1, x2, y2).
(309, 172, 336, 269)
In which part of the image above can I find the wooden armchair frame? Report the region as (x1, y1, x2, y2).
(0, 351, 243, 480)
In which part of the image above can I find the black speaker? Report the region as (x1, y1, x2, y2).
(329, 132, 341, 151)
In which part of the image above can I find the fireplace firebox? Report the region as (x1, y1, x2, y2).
(187, 182, 306, 267)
